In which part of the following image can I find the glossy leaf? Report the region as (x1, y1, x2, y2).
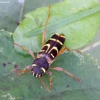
(0, 30, 100, 100)
(13, 0, 100, 54)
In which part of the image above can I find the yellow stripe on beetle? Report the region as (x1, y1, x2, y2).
(32, 64, 37, 67)
(48, 46, 58, 54)
(50, 38, 63, 45)
(50, 38, 56, 41)
(39, 50, 45, 53)
(42, 44, 50, 52)
(51, 53, 55, 58)
(57, 40, 63, 45)
(56, 34, 65, 38)
(41, 68, 46, 73)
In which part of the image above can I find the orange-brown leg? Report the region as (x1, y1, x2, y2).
(57, 47, 81, 57)
(42, 5, 51, 46)
(39, 77, 50, 92)
(38, 70, 53, 92)
(46, 71, 53, 89)
(39, 70, 52, 92)
(11, 66, 33, 76)
(57, 47, 70, 57)
(13, 42, 36, 59)
(50, 67, 81, 82)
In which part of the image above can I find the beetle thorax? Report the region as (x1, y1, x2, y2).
(31, 57, 49, 77)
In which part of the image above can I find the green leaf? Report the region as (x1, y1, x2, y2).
(26, 5, 100, 37)
(13, 0, 100, 54)
(1, 30, 100, 100)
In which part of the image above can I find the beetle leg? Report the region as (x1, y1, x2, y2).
(57, 47, 81, 57)
(42, 5, 50, 47)
(50, 67, 81, 82)
(46, 70, 52, 89)
(11, 66, 32, 76)
(57, 47, 70, 57)
(13, 42, 36, 59)
(39, 77, 50, 92)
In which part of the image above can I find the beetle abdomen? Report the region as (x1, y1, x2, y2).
(31, 57, 49, 77)
(38, 34, 65, 63)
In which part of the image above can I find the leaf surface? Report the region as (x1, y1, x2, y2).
(1, 30, 100, 100)
(13, 0, 100, 54)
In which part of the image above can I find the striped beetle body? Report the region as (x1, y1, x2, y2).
(31, 34, 65, 77)
(38, 34, 65, 63)
(12, 6, 81, 92)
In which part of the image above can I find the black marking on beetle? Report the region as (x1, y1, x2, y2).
(31, 56, 49, 77)
(32, 34, 65, 76)
(38, 34, 65, 61)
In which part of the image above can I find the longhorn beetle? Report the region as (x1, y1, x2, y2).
(12, 6, 81, 92)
